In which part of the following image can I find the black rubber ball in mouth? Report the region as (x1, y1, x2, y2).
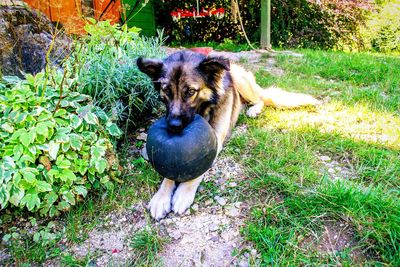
(146, 115, 218, 182)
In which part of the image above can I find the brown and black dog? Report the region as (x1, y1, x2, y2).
(137, 50, 320, 220)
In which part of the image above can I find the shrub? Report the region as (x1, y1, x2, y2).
(156, 0, 374, 50)
(363, 0, 400, 52)
(67, 20, 166, 127)
(0, 73, 122, 216)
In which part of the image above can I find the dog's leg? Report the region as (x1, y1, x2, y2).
(246, 100, 264, 117)
(172, 175, 204, 215)
(148, 178, 175, 220)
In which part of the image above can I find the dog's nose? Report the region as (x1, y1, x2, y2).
(167, 118, 184, 133)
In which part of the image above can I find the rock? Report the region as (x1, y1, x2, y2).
(320, 155, 331, 161)
(136, 132, 147, 141)
(0, 4, 71, 77)
(169, 230, 182, 240)
(208, 235, 219, 242)
(214, 196, 226, 206)
(209, 223, 218, 232)
(228, 182, 237, 187)
(140, 146, 149, 161)
(225, 206, 240, 217)
(251, 249, 257, 256)
(205, 199, 213, 206)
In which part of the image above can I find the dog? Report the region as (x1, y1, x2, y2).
(137, 50, 320, 220)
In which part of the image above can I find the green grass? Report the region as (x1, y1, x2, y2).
(129, 227, 166, 266)
(229, 49, 400, 265)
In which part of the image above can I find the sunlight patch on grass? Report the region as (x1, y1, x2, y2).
(255, 102, 400, 150)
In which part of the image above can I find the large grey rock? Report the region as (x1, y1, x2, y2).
(0, 3, 71, 77)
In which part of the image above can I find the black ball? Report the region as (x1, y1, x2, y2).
(146, 115, 217, 182)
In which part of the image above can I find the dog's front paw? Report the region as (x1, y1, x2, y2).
(148, 191, 173, 220)
(171, 185, 196, 215)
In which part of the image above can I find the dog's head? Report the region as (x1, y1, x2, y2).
(137, 51, 230, 133)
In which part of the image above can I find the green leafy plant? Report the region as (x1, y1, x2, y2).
(2, 218, 63, 264)
(362, 0, 400, 52)
(67, 20, 166, 127)
(0, 72, 122, 216)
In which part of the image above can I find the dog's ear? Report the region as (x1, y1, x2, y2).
(198, 56, 230, 76)
(137, 57, 164, 80)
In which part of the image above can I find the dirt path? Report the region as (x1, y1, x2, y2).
(67, 156, 258, 266)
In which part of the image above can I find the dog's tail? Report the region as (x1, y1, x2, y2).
(230, 64, 321, 109)
(260, 86, 321, 108)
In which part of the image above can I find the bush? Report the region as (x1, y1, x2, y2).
(67, 20, 166, 127)
(156, 0, 374, 50)
(0, 73, 122, 216)
(363, 0, 400, 52)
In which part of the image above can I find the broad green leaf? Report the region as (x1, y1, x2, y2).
(49, 206, 59, 217)
(59, 169, 77, 182)
(30, 106, 46, 117)
(15, 112, 28, 124)
(70, 134, 82, 150)
(21, 193, 40, 211)
(20, 130, 36, 147)
(54, 109, 67, 117)
(10, 128, 26, 141)
(45, 191, 58, 206)
(9, 186, 24, 206)
(95, 159, 108, 174)
(57, 200, 70, 211)
(91, 145, 106, 158)
(38, 111, 52, 122)
(0, 185, 10, 209)
(74, 186, 88, 197)
(35, 122, 49, 138)
(63, 191, 76, 205)
(56, 156, 71, 169)
(13, 144, 24, 160)
(23, 172, 36, 184)
(54, 132, 69, 143)
(84, 112, 98, 125)
(107, 123, 122, 137)
(17, 179, 32, 191)
(3, 156, 16, 169)
(19, 154, 35, 163)
(48, 141, 60, 160)
(36, 181, 52, 192)
(1, 122, 14, 133)
(61, 142, 70, 152)
(70, 114, 83, 129)
(13, 172, 22, 187)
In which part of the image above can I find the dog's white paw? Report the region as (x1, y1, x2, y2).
(247, 102, 264, 118)
(171, 185, 196, 215)
(148, 191, 172, 220)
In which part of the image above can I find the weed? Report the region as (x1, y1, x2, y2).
(129, 227, 166, 266)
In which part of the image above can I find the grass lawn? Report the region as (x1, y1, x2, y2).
(229, 49, 400, 265)
(1, 49, 399, 266)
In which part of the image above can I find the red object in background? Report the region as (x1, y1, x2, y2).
(23, 0, 121, 34)
(189, 47, 213, 55)
(170, 7, 225, 20)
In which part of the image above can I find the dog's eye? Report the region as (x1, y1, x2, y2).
(185, 89, 197, 97)
(162, 85, 172, 97)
